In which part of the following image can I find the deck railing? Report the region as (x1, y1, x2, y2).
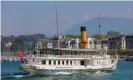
(26, 54, 103, 59)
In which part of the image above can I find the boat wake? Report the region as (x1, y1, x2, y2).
(1, 72, 30, 79)
(1, 71, 112, 80)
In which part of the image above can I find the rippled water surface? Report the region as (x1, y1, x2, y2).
(1, 61, 133, 80)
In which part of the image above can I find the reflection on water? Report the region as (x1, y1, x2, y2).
(1, 61, 133, 80)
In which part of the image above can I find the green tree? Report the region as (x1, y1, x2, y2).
(1, 34, 47, 52)
(91, 34, 104, 40)
(106, 31, 121, 37)
(65, 34, 80, 38)
(108, 49, 133, 55)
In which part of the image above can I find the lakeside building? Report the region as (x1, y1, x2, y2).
(108, 34, 133, 49)
(101, 37, 109, 51)
(125, 35, 133, 49)
(35, 34, 133, 51)
(108, 35, 126, 49)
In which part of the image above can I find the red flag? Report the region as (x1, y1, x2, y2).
(19, 50, 24, 61)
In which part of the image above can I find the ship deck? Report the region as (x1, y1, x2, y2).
(36, 48, 103, 52)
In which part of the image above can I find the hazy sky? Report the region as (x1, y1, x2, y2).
(1, 1, 133, 36)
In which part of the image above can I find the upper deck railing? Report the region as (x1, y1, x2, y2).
(26, 54, 104, 59)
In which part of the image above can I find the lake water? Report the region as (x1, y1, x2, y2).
(1, 61, 133, 80)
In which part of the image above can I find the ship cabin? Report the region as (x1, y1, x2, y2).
(34, 48, 105, 57)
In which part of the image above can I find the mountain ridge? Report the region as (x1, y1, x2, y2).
(63, 17, 133, 36)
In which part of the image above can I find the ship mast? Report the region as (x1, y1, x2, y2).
(55, 1, 60, 48)
(98, 12, 102, 50)
(98, 12, 101, 39)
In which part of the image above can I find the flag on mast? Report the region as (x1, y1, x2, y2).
(19, 50, 24, 61)
(18, 45, 24, 61)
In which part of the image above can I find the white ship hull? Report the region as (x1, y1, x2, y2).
(20, 57, 118, 75)
(20, 66, 117, 75)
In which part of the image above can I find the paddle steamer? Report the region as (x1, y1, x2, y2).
(20, 27, 118, 75)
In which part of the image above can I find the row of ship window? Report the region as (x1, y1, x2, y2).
(41, 60, 104, 65)
(41, 60, 74, 65)
(41, 60, 86, 65)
